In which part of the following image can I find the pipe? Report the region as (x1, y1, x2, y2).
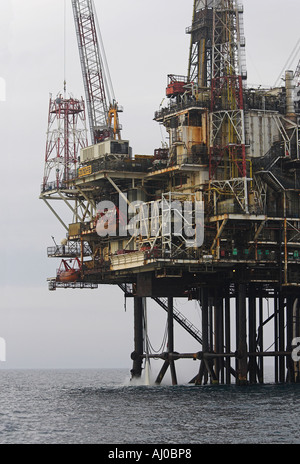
(140, 351, 292, 360)
(285, 70, 295, 112)
(237, 283, 248, 385)
(293, 298, 300, 340)
(285, 70, 296, 121)
(131, 297, 144, 379)
(168, 297, 178, 385)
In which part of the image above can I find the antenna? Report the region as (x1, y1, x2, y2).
(64, 0, 67, 97)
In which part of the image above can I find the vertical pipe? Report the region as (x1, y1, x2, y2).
(220, 295, 225, 384)
(284, 218, 288, 285)
(286, 295, 294, 383)
(235, 283, 239, 379)
(201, 288, 209, 352)
(80, 236, 84, 272)
(237, 283, 248, 385)
(169, 361, 177, 386)
(285, 70, 296, 120)
(258, 295, 264, 383)
(209, 298, 214, 353)
(168, 297, 174, 353)
(131, 296, 144, 379)
(168, 297, 177, 386)
(293, 298, 300, 382)
(215, 293, 224, 384)
(201, 288, 209, 385)
(248, 286, 257, 384)
(208, 293, 218, 384)
(274, 292, 279, 383)
(213, 298, 220, 382)
(224, 285, 231, 384)
(279, 293, 285, 383)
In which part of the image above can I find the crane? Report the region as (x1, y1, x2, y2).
(72, 0, 122, 145)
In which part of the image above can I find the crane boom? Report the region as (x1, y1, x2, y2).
(72, 0, 121, 144)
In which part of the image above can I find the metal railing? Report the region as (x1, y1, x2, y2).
(154, 99, 209, 121)
(47, 243, 92, 258)
(49, 280, 98, 291)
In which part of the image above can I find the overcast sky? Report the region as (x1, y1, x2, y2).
(0, 0, 299, 375)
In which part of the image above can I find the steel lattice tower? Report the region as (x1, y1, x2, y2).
(187, 0, 249, 212)
(42, 95, 88, 192)
(187, 0, 214, 88)
(210, 1, 247, 185)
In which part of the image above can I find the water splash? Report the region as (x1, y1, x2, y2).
(144, 358, 151, 386)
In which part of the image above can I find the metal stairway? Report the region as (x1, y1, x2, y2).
(118, 284, 203, 345)
(151, 297, 202, 345)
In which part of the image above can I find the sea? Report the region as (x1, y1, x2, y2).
(0, 367, 299, 447)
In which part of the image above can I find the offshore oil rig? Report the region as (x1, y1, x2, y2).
(40, 0, 300, 385)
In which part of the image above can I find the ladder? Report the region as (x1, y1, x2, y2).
(152, 297, 203, 345)
(118, 284, 203, 345)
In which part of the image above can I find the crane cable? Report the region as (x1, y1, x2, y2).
(273, 37, 300, 88)
(142, 299, 169, 356)
(91, 0, 115, 105)
(145, 318, 168, 355)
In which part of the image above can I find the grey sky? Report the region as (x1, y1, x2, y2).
(0, 0, 299, 371)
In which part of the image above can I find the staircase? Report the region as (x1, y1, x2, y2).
(152, 297, 203, 345)
(118, 284, 203, 345)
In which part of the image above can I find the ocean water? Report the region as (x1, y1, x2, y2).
(0, 367, 299, 445)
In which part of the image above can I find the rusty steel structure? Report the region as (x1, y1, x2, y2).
(40, 0, 300, 385)
(42, 95, 88, 192)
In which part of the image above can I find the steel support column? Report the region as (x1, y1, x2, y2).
(195, 288, 209, 385)
(168, 297, 178, 386)
(258, 295, 264, 383)
(286, 295, 295, 383)
(237, 283, 248, 385)
(224, 285, 231, 384)
(292, 297, 300, 382)
(274, 292, 279, 382)
(131, 297, 144, 379)
(278, 293, 285, 383)
(202, 288, 209, 385)
(214, 292, 224, 383)
(248, 285, 257, 384)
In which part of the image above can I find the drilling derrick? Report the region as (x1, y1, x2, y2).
(187, 0, 213, 88)
(41, 1, 300, 385)
(209, 1, 248, 212)
(187, 0, 248, 212)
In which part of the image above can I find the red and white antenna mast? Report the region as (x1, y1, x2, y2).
(42, 94, 88, 192)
